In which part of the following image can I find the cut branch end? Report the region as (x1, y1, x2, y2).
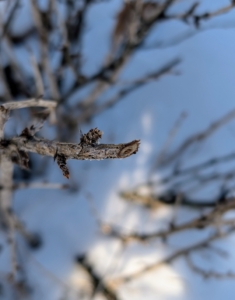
(118, 140, 140, 158)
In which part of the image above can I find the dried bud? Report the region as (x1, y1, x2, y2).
(56, 154, 70, 179)
(20, 122, 44, 138)
(80, 128, 103, 146)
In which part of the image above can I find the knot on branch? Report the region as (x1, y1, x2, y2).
(118, 140, 140, 158)
(80, 128, 103, 146)
(20, 123, 44, 138)
(0, 139, 10, 148)
(20, 127, 33, 138)
(11, 150, 29, 169)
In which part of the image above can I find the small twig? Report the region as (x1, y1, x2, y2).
(76, 255, 120, 300)
(4, 135, 140, 168)
(102, 199, 235, 243)
(152, 112, 187, 171)
(30, 0, 60, 100)
(75, 58, 180, 124)
(1, 123, 140, 179)
(0, 106, 10, 137)
(185, 254, 235, 279)
(29, 52, 44, 97)
(0, 106, 18, 280)
(1, 99, 57, 110)
(158, 108, 235, 167)
(165, 2, 235, 27)
(107, 227, 235, 287)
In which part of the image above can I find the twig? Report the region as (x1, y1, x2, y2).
(29, 52, 45, 98)
(158, 108, 235, 167)
(108, 227, 235, 287)
(0, 113, 140, 178)
(76, 58, 180, 124)
(6, 136, 140, 161)
(120, 190, 219, 209)
(30, 0, 60, 100)
(0, 105, 18, 280)
(102, 198, 235, 243)
(1, 99, 57, 110)
(164, 2, 235, 27)
(152, 112, 187, 171)
(76, 255, 120, 300)
(185, 254, 235, 279)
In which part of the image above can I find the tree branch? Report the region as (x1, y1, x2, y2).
(107, 227, 235, 288)
(1, 125, 140, 179)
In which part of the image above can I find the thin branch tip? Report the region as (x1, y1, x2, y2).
(118, 139, 140, 158)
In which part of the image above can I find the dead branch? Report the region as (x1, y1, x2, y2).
(185, 254, 235, 280)
(165, 2, 235, 27)
(0, 102, 140, 179)
(1, 99, 57, 110)
(6, 134, 140, 161)
(157, 108, 235, 167)
(107, 227, 235, 288)
(102, 198, 235, 243)
(76, 255, 120, 300)
(75, 58, 180, 124)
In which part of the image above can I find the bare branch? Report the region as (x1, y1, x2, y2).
(29, 52, 45, 98)
(165, 2, 235, 27)
(158, 108, 235, 167)
(0, 106, 10, 137)
(1, 99, 57, 110)
(4, 135, 140, 161)
(75, 58, 180, 124)
(108, 227, 235, 287)
(152, 112, 187, 171)
(185, 254, 235, 279)
(76, 255, 120, 300)
(102, 198, 235, 243)
(0, 125, 140, 179)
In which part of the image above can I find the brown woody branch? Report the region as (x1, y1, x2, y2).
(0, 102, 140, 178)
(76, 255, 120, 300)
(165, 2, 235, 27)
(3, 134, 140, 161)
(107, 226, 235, 288)
(157, 107, 235, 167)
(101, 197, 235, 243)
(75, 58, 180, 124)
(185, 254, 235, 279)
